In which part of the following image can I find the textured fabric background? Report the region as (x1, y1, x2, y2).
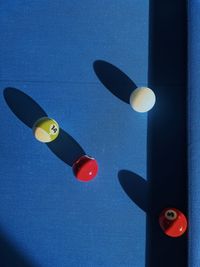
(0, 1, 190, 267)
(188, 1, 200, 267)
(0, 1, 149, 266)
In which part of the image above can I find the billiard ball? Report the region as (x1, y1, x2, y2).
(72, 155, 98, 182)
(33, 117, 59, 143)
(129, 87, 156, 112)
(159, 208, 187, 238)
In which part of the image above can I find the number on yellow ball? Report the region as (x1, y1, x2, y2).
(33, 117, 59, 143)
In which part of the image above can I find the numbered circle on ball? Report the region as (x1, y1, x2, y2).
(165, 209, 177, 221)
(49, 124, 58, 135)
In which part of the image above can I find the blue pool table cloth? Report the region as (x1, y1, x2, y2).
(0, 1, 191, 267)
(188, 1, 200, 267)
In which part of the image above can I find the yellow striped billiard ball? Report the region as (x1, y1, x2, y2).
(33, 117, 59, 143)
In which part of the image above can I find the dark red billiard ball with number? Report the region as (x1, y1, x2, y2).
(72, 155, 98, 182)
(159, 208, 187, 238)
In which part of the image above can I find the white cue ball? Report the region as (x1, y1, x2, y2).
(129, 87, 156, 113)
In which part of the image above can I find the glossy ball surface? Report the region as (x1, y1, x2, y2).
(159, 208, 187, 238)
(72, 155, 98, 182)
(33, 117, 59, 143)
(129, 87, 156, 112)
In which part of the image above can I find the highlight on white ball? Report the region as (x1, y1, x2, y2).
(129, 87, 156, 113)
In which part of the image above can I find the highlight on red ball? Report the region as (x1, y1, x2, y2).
(159, 208, 187, 238)
(72, 155, 98, 182)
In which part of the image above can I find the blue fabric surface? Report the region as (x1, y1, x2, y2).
(147, 1, 187, 266)
(188, 1, 200, 267)
(0, 1, 189, 266)
(0, 1, 149, 267)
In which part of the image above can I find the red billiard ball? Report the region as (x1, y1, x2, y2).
(72, 155, 98, 182)
(159, 208, 187, 238)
